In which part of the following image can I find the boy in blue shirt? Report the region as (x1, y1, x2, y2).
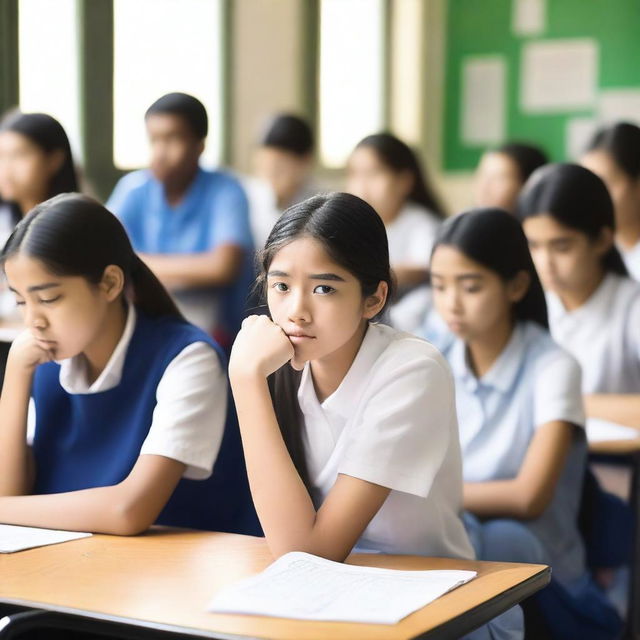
(107, 92, 253, 349)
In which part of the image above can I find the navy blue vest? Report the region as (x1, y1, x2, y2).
(32, 309, 260, 534)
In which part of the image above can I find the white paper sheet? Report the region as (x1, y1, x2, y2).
(512, 0, 546, 36)
(587, 418, 639, 443)
(521, 39, 598, 112)
(0, 524, 91, 553)
(461, 56, 506, 146)
(208, 551, 476, 624)
(566, 117, 599, 160)
(599, 89, 640, 126)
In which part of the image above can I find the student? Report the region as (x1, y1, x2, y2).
(474, 142, 548, 214)
(0, 111, 78, 227)
(429, 207, 621, 638)
(107, 92, 253, 349)
(228, 192, 523, 639)
(0, 193, 256, 535)
(245, 113, 318, 249)
(582, 122, 640, 280)
(346, 133, 445, 293)
(517, 164, 640, 431)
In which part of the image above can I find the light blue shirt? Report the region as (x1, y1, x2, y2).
(107, 167, 253, 341)
(442, 321, 587, 586)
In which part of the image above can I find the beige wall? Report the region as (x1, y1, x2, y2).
(229, 0, 308, 173)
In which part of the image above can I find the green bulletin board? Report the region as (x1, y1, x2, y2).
(443, 0, 640, 172)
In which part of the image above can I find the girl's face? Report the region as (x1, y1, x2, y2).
(522, 214, 610, 295)
(254, 147, 311, 207)
(4, 254, 120, 361)
(346, 146, 412, 222)
(266, 236, 386, 366)
(431, 245, 525, 343)
(581, 149, 640, 224)
(474, 152, 522, 212)
(0, 131, 61, 206)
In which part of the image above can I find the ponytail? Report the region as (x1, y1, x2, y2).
(130, 255, 184, 319)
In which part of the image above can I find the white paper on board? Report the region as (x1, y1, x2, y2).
(521, 39, 598, 112)
(461, 56, 506, 146)
(566, 117, 599, 160)
(598, 89, 640, 126)
(512, 0, 546, 36)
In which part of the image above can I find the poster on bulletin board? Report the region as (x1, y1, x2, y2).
(443, 0, 640, 172)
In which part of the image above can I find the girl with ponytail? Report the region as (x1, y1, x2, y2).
(0, 193, 256, 535)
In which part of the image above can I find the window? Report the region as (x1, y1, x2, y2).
(113, 0, 224, 170)
(318, 0, 386, 168)
(18, 0, 82, 160)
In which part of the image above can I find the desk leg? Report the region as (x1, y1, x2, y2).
(627, 452, 640, 640)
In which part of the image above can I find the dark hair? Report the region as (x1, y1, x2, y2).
(0, 111, 79, 218)
(145, 92, 208, 140)
(1, 193, 184, 319)
(494, 142, 549, 184)
(260, 113, 314, 156)
(586, 122, 640, 181)
(354, 133, 446, 218)
(517, 163, 628, 276)
(432, 207, 548, 328)
(259, 192, 394, 489)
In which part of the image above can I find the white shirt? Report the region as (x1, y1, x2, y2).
(621, 241, 640, 282)
(443, 322, 586, 584)
(386, 203, 441, 269)
(29, 305, 227, 480)
(547, 273, 640, 394)
(0, 203, 19, 319)
(297, 322, 474, 560)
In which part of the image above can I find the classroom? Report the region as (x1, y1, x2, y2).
(1, 1, 639, 638)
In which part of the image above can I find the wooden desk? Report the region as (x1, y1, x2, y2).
(590, 438, 640, 640)
(0, 529, 549, 640)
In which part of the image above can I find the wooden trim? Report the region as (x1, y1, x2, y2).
(0, 0, 19, 115)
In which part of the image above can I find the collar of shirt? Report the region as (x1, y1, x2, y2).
(59, 304, 137, 394)
(546, 272, 617, 328)
(297, 323, 391, 425)
(150, 166, 207, 215)
(449, 323, 526, 395)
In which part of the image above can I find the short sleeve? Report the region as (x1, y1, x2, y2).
(338, 349, 455, 498)
(208, 176, 253, 250)
(139, 341, 227, 479)
(533, 348, 585, 430)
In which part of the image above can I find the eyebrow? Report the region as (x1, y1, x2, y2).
(431, 273, 483, 281)
(267, 270, 346, 282)
(8, 282, 62, 294)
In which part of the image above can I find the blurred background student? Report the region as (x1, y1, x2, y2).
(245, 113, 319, 250)
(346, 132, 446, 295)
(107, 93, 253, 350)
(474, 142, 548, 214)
(0, 111, 80, 385)
(582, 122, 640, 281)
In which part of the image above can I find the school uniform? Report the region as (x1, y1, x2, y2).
(297, 322, 523, 639)
(30, 304, 259, 534)
(107, 168, 254, 346)
(386, 202, 441, 273)
(546, 272, 640, 394)
(620, 241, 640, 281)
(442, 321, 622, 638)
